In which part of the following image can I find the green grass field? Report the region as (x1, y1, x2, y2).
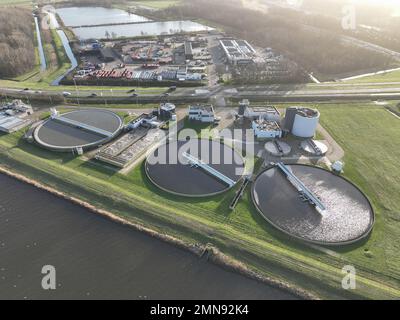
(130, 0, 181, 9)
(317, 103, 400, 278)
(0, 101, 399, 299)
(0, 0, 32, 6)
(342, 69, 400, 84)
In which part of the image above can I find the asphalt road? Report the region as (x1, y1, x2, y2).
(2, 82, 400, 104)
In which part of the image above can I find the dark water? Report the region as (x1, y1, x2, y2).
(56, 7, 150, 27)
(146, 139, 245, 196)
(0, 174, 296, 300)
(51, 30, 78, 86)
(73, 21, 213, 40)
(55, 7, 212, 40)
(34, 17, 46, 71)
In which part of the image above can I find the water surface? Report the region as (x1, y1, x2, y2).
(34, 17, 47, 71)
(56, 7, 150, 27)
(0, 174, 296, 300)
(72, 20, 213, 40)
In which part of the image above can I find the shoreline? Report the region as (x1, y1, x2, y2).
(0, 165, 316, 300)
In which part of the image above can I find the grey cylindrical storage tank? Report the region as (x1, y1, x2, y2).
(291, 108, 320, 138)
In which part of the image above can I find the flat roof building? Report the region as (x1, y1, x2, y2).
(220, 38, 256, 65)
(0, 113, 31, 133)
(244, 105, 281, 122)
(0, 100, 33, 117)
(188, 105, 215, 123)
(252, 119, 282, 139)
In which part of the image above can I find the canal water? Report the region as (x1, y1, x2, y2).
(34, 16, 47, 71)
(0, 174, 297, 300)
(42, 9, 78, 85)
(51, 30, 78, 86)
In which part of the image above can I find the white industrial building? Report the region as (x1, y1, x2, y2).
(284, 107, 320, 138)
(239, 100, 281, 122)
(219, 38, 256, 65)
(127, 113, 158, 130)
(0, 100, 33, 133)
(0, 113, 31, 133)
(188, 105, 215, 123)
(159, 103, 176, 120)
(252, 119, 282, 139)
(244, 106, 281, 122)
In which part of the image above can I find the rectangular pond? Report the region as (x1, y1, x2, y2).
(56, 6, 150, 27)
(72, 20, 214, 39)
(55, 6, 213, 40)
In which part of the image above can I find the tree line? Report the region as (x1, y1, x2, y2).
(0, 8, 36, 78)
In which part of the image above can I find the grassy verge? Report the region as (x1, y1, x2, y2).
(130, 0, 181, 9)
(341, 69, 400, 84)
(0, 0, 32, 7)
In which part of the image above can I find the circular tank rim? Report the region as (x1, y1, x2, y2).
(33, 109, 123, 152)
(145, 139, 246, 198)
(251, 163, 375, 246)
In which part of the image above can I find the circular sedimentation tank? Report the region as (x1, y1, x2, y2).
(145, 138, 245, 197)
(34, 109, 123, 152)
(265, 140, 291, 156)
(300, 139, 328, 156)
(252, 164, 374, 245)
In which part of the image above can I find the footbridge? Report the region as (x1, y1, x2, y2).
(182, 152, 235, 187)
(276, 162, 326, 214)
(52, 115, 114, 138)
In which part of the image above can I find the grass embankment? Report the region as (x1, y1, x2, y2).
(343, 69, 400, 84)
(7, 15, 71, 86)
(318, 103, 400, 279)
(0, 101, 399, 299)
(130, 0, 181, 9)
(0, 0, 32, 7)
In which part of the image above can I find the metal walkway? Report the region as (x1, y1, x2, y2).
(308, 139, 322, 155)
(229, 177, 250, 210)
(182, 152, 236, 187)
(53, 115, 113, 137)
(276, 162, 326, 213)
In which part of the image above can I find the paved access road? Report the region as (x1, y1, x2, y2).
(2, 81, 400, 104)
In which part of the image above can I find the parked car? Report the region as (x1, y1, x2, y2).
(62, 92, 72, 97)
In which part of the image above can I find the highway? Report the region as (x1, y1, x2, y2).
(2, 82, 400, 105)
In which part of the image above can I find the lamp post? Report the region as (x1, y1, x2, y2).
(73, 78, 80, 106)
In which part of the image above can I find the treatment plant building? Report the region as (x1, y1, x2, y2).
(284, 107, 320, 138)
